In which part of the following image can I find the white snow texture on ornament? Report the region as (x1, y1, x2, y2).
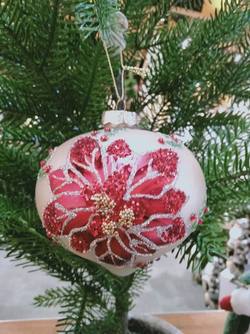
(35, 127, 206, 276)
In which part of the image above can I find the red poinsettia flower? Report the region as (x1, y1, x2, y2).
(43, 135, 186, 267)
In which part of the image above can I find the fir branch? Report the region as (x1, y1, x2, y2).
(145, 0, 250, 132)
(40, 0, 61, 69)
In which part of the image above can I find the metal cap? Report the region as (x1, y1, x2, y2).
(102, 110, 138, 128)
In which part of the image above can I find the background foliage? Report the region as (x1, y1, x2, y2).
(0, 0, 249, 333)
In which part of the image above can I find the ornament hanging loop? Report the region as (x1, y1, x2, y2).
(117, 98, 125, 111)
(103, 42, 126, 111)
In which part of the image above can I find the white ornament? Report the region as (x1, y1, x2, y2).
(231, 288, 250, 316)
(35, 111, 206, 276)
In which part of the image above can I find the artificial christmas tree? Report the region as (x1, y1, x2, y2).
(0, 0, 249, 333)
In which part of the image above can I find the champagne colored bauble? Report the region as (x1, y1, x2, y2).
(202, 0, 231, 17)
(35, 111, 207, 276)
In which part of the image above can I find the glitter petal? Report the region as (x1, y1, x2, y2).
(141, 217, 185, 246)
(107, 139, 132, 158)
(43, 202, 64, 237)
(151, 148, 178, 182)
(71, 231, 93, 253)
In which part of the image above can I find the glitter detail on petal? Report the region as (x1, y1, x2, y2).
(151, 148, 178, 180)
(103, 166, 131, 201)
(70, 231, 93, 253)
(88, 219, 103, 237)
(164, 189, 186, 215)
(141, 217, 185, 246)
(70, 137, 99, 164)
(160, 217, 185, 243)
(107, 139, 132, 158)
(43, 202, 64, 237)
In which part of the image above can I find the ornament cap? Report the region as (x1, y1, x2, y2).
(102, 110, 138, 128)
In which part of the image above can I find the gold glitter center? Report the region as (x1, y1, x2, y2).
(91, 193, 116, 216)
(91, 193, 135, 236)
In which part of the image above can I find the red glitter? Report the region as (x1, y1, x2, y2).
(43, 202, 63, 236)
(142, 217, 185, 246)
(190, 214, 197, 222)
(158, 137, 165, 144)
(104, 127, 111, 132)
(198, 219, 203, 225)
(40, 160, 51, 174)
(107, 139, 132, 158)
(151, 148, 178, 178)
(45, 165, 51, 173)
(71, 137, 99, 164)
(164, 189, 186, 214)
(100, 135, 108, 142)
(88, 219, 103, 238)
(203, 207, 209, 214)
(170, 134, 179, 143)
(103, 166, 131, 201)
(40, 160, 46, 168)
(91, 130, 97, 136)
(70, 232, 92, 253)
(160, 218, 185, 243)
(129, 199, 145, 223)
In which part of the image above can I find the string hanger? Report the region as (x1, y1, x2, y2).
(75, 2, 147, 111)
(102, 42, 126, 110)
(100, 10, 147, 111)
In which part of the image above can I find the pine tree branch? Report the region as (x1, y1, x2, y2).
(81, 43, 102, 114)
(208, 170, 249, 187)
(40, 0, 60, 69)
(74, 291, 86, 334)
(0, 23, 65, 113)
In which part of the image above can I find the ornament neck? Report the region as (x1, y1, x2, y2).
(102, 110, 138, 128)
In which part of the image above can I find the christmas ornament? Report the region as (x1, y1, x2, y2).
(170, 0, 232, 20)
(227, 218, 250, 276)
(201, 257, 226, 308)
(202, 0, 231, 18)
(220, 271, 250, 334)
(35, 110, 206, 276)
(220, 288, 250, 316)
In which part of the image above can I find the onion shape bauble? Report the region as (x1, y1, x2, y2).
(35, 111, 206, 276)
